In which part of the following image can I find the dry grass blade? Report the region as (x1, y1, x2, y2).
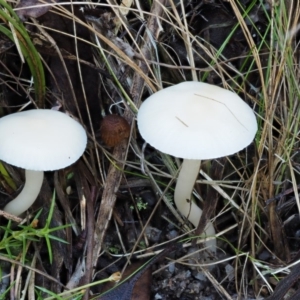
(1, 0, 300, 298)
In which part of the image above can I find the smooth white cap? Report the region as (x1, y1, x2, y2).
(137, 81, 257, 160)
(0, 109, 87, 170)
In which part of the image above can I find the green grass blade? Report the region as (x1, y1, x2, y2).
(0, 0, 45, 106)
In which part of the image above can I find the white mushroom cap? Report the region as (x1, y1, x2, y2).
(0, 109, 87, 170)
(137, 81, 257, 159)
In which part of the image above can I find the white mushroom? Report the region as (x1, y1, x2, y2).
(0, 109, 87, 216)
(137, 81, 257, 252)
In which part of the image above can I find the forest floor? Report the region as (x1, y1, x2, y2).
(0, 0, 300, 299)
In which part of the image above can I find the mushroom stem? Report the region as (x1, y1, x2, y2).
(3, 170, 44, 216)
(174, 159, 216, 252)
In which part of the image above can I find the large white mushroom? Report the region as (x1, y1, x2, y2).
(137, 81, 257, 252)
(0, 109, 87, 216)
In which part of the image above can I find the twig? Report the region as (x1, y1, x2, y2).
(92, 0, 167, 266)
(82, 186, 97, 300)
(0, 210, 22, 223)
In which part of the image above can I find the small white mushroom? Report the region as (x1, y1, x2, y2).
(0, 109, 87, 216)
(137, 81, 257, 253)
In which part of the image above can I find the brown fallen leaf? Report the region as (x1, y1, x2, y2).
(131, 265, 151, 300)
(102, 262, 151, 300)
(96, 243, 179, 300)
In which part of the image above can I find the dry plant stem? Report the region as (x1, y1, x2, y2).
(0, 254, 67, 288)
(3, 170, 44, 216)
(264, 263, 300, 300)
(54, 172, 79, 235)
(174, 159, 216, 252)
(82, 186, 96, 300)
(0, 210, 22, 223)
(92, 0, 167, 264)
(204, 268, 233, 300)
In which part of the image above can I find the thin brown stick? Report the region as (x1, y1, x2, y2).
(81, 186, 97, 300)
(0, 210, 23, 223)
(92, 0, 167, 266)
